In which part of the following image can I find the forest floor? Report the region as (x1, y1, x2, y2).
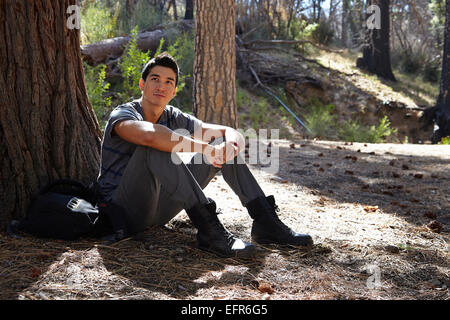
(1, 140, 449, 300)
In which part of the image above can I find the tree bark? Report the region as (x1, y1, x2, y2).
(357, 0, 396, 81)
(193, 0, 238, 128)
(0, 0, 101, 225)
(432, 0, 450, 142)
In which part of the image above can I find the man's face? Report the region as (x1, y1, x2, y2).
(139, 65, 177, 108)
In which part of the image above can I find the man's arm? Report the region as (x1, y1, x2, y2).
(114, 120, 212, 154)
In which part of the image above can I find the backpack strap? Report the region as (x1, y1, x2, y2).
(40, 179, 98, 205)
(41, 179, 86, 194)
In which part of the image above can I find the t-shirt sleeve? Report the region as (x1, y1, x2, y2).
(170, 107, 203, 136)
(104, 105, 141, 139)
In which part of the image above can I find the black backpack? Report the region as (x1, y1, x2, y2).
(8, 179, 127, 241)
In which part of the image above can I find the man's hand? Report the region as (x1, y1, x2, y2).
(225, 129, 245, 154)
(196, 123, 245, 153)
(204, 141, 239, 168)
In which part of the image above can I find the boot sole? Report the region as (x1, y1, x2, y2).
(197, 243, 258, 259)
(252, 238, 314, 249)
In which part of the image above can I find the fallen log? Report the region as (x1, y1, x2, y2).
(81, 20, 194, 66)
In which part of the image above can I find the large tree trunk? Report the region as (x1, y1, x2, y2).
(0, 0, 101, 225)
(357, 0, 396, 82)
(432, 0, 450, 142)
(193, 0, 238, 128)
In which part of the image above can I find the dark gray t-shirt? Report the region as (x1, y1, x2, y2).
(97, 100, 203, 201)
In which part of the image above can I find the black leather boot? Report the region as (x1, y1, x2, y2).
(246, 195, 313, 247)
(186, 199, 256, 258)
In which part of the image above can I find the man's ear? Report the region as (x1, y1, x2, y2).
(139, 78, 145, 91)
(172, 86, 177, 97)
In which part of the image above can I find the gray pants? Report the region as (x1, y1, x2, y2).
(111, 142, 265, 234)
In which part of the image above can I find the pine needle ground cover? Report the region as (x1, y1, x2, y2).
(1, 141, 448, 300)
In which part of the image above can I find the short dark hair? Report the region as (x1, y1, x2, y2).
(141, 52, 179, 86)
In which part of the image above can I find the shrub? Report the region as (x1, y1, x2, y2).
(80, 1, 119, 45)
(83, 62, 112, 129)
(164, 31, 195, 110)
(423, 60, 441, 83)
(441, 136, 450, 145)
(289, 19, 309, 40)
(309, 20, 334, 45)
(369, 115, 397, 143)
(304, 100, 338, 139)
(132, 0, 167, 31)
(304, 98, 396, 143)
(236, 84, 252, 110)
(249, 99, 269, 130)
(119, 26, 151, 101)
(338, 119, 367, 142)
(338, 116, 397, 143)
(114, 0, 169, 35)
(118, 27, 194, 109)
(392, 50, 427, 75)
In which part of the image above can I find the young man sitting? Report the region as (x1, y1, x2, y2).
(97, 52, 313, 258)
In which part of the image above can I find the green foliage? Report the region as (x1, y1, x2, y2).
(338, 116, 397, 143)
(165, 31, 195, 104)
(338, 119, 367, 142)
(287, 19, 333, 53)
(113, 0, 170, 36)
(80, 1, 119, 45)
(289, 20, 314, 53)
(237, 84, 295, 135)
(236, 85, 252, 111)
(81, 0, 174, 44)
(83, 62, 112, 129)
(441, 136, 450, 145)
(429, 0, 446, 38)
(303, 23, 319, 38)
(393, 50, 426, 75)
(304, 100, 338, 139)
(236, 85, 270, 129)
(119, 26, 151, 100)
(117, 27, 194, 109)
(132, 0, 167, 31)
(423, 60, 441, 83)
(309, 20, 334, 45)
(148, 30, 195, 110)
(304, 99, 396, 143)
(290, 20, 334, 45)
(369, 116, 397, 143)
(249, 99, 269, 130)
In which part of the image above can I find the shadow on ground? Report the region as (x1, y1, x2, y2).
(1, 141, 448, 300)
(266, 141, 450, 232)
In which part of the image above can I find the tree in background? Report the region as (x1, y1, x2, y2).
(193, 0, 238, 128)
(184, 0, 194, 20)
(0, 0, 102, 225)
(341, 0, 350, 47)
(431, 0, 450, 142)
(357, 0, 396, 81)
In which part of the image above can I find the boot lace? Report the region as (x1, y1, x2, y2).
(210, 209, 235, 245)
(269, 203, 292, 233)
